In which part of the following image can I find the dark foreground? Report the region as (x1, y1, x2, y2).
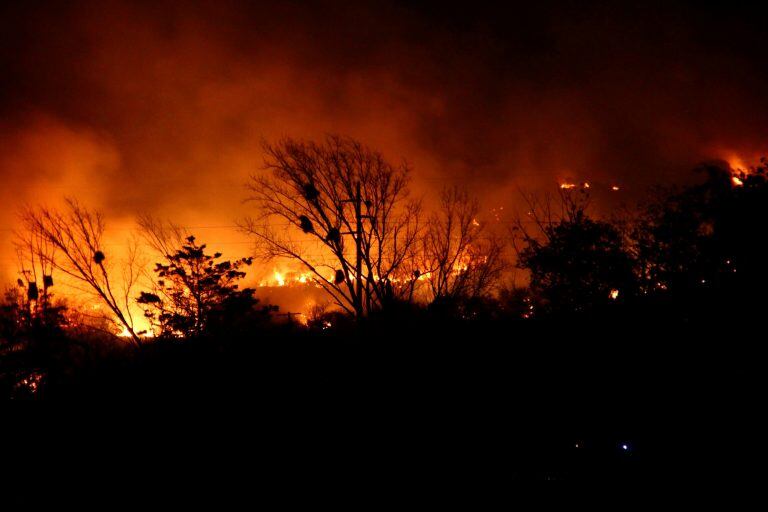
(2, 314, 762, 503)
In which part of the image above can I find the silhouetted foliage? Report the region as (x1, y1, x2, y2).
(498, 286, 536, 320)
(243, 136, 421, 317)
(19, 199, 143, 345)
(305, 302, 352, 332)
(633, 159, 768, 318)
(6, 159, 768, 486)
(514, 191, 637, 316)
(137, 235, 272, 338)
(0, 287, 75, 399)
(418, 186, 508, 305)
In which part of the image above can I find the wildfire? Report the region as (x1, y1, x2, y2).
(72, 299, 155, 340)
(609, 288, 620, 300)
(117, 326, 155, 338)
(261, 268, 317, 287)
(559, 181, 591, 190)
(14, 371, 43, 395)
(416, 271, 431, 281)
(727, 154, 748, 173)
(722, 151, 758, 187)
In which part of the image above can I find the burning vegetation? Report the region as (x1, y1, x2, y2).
(1, 137, 768, 400)
(5, 3, 768, 490)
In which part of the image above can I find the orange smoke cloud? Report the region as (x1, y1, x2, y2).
(1, 0, 768, 292)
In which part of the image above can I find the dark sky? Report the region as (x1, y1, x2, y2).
(1, 0, 767, 254)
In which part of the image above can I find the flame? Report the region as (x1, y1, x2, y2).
(260, 268, 318, 287)
(73, 299, 154, 340)
(560, 181, 591, 190)
(611, 185, 620, 191)
(721, 151, 756, 187)
(117, 323, 155, 338)
(727, 154, 748, 172)
(609, 288, 619, 300)
(15, 371, 43, 395)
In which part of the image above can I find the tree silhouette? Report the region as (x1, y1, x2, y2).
(12, 226, 61, 329)
(633, 159, 768, 316)
(242, 136, 421, 317)
(137, 235, 260, 338)
(419, 186, 507, 307)
(514, 190, 636, 316)
(19, 199, 143, 345)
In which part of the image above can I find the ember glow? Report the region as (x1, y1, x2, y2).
(723, 152, 765, 187)
(262, 269, 315, 288)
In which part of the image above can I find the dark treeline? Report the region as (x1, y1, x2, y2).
(2, 139, 767, 487)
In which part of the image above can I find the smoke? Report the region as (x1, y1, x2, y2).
(2, 0, 768, 284)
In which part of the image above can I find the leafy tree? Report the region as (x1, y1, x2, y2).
(137, 235, 264, 338)
(514, 190, 636, 316)
(633, 159, 768, 316)
(498, 286, 536, 320)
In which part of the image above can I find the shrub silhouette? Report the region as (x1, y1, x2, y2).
(633, 159, 768, 319)
(137, 236, 272, 338)
(516, 198, 637, 317)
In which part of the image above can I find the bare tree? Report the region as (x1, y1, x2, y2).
(511, 187, 591, 245)
(242, 136, 421, 317)
(137, 214, 188, 259)
(19, 199, 143, 346)
(419, 186, 507, 303)
(13, 224, 58, 321)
